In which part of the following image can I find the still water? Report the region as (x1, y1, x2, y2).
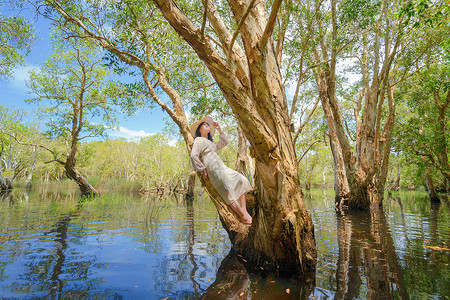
(0, 188, 449, 299)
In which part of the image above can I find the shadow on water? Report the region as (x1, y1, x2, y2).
(185, 194, 316, 299)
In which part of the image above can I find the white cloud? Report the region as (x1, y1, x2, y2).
(109, 126, 179, 146)
(110, 126, 155, 140)
(10, 65, 36, 91)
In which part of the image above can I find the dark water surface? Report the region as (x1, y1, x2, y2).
(0, 188, 449, 299)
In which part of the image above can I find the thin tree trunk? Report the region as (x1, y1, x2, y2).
(186, 170, 196, 199)
(25, 146, 38, 186)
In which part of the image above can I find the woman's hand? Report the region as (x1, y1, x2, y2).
(211, 120, 222, 133)
(202, 169, 208, 180)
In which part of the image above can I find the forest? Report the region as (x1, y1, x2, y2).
(0, 0, 449, 290)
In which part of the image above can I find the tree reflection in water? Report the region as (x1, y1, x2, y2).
(186, 196, 201, 297)
(335, 208, 409, 299)
(201, 248, 316, 299)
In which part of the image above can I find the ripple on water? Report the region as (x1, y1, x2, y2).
(1, 191, 449, 299)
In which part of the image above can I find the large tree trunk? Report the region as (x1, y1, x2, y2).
(153, 0, 317, 275)
(235, 125, 249, 176)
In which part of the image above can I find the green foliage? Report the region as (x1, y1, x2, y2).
(0, 1, 35, 79)
(394, 54, 449, 188)
(398, 0, 447, 29)
(0, 105, 45, 183)
(338, 0, 380, 29)
(26, 34, 129, 142)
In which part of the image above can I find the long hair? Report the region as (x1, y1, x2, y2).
(195, 122, 213, 141)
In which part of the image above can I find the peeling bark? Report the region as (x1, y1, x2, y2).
(153, 0, 317, 275)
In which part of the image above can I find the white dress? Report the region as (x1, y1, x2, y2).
(190, 133, 252, 204)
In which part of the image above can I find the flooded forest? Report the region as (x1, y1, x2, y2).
(1, 0, 449, 298)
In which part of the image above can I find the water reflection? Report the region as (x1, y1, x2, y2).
(335, 208, 409, 299)
(202, 250, 250, 299)
(186, 196, 201, 297)
(201, 249, 316, 299)
(1, 189, 449, 299)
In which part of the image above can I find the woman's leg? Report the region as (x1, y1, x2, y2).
(240, 193, 247, 211)
(230, 195, 252, 224)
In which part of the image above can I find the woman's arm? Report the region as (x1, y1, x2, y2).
(212, 120, 228, 150)
(216, 132, 228, 151)
(190, 138, 206, 171)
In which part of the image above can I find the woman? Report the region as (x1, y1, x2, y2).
(190, 116, 252, 225)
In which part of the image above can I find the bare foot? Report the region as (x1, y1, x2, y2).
(242, 214, 252, 225)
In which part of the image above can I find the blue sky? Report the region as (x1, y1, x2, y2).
(0, 5, 170, 141)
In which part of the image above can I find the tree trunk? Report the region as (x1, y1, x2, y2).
(153, 0, 317, 275)
(0, 176, 13, 191)
(309, 0, 401, 210)
(424, 164, 440, 203)
(64, 163, 98, 197)
(235, 125, 251, 182)
(185, 170, 196, 199)
(25, 146, 38, 186)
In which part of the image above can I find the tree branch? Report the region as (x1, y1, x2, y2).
(0, 130, 66, 165)
(201, 0, 208, 37)
(259, 0, 283, 51)
(227, 0, 257, 63)
(293, 97, 320, 143)
(297, 140, 322, 163)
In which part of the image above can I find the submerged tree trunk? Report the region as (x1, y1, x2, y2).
(424, 164, 440, 203)
(154, 0, 317, 275)
(309, 0, 405, 210)
(64, 164, 98, 197)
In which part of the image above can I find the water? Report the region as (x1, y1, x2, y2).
(0, 188, 449, 299)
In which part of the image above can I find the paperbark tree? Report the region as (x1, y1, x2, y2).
(27, 37, 128, 196)
(153, 0, 317, 275)
(39, 0, 317, 274)
(293, 0, 447, 209)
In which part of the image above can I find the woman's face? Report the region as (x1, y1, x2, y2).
(199, 122, 210, 135)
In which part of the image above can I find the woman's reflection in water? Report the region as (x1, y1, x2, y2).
(335, 208, 409, 300)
